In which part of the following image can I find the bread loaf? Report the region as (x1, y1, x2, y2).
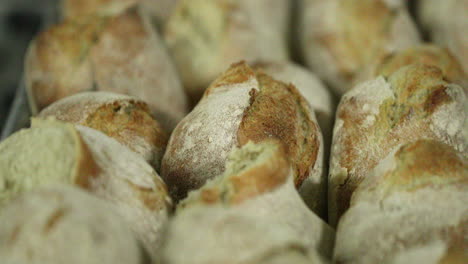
(418, 0, 468, 74)
(161, 62, 325, 215)
(0, 119, 171, 259)
(0, 185, 149, 264)
(251, 61, 335, 149)
(61, 0, 178, 28)
(180, 141, 334, 257)
(164, 0, 291, 102)
(25, 8, 188, 131)
(162, 206, 330, 264)
(328, 64, 467, 226)
(357, 44, 467, 87)
(299, 0, 420, 95)
(38, 91, 168, 171)
(333, 140, 467, 264)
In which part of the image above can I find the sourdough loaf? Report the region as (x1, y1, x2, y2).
(333, 140, 467, 264)
(25, 8, 188, 131)
(329, 64, 467, 226)
(38, 91, 168, 171)
(357, 44, 467, 87)
(0, 185, 149, 264)
(164, 0, 291, 102)
(299, 0, 420, 95)
(179, 141, 335, 258)
(161, 62, 325, 215)
(418, 0, 468, 74)
(162, 206, 330, 264)
(0, 119, 171, 259)
(251, 61, 335, 149)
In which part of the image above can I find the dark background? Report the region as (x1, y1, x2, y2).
(0, 0, 57, 132)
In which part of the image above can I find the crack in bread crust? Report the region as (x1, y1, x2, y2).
(237, 71, 319, 188)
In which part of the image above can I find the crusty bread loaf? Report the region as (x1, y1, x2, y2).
(299, 0, 420, 95)
(164, 0, 291, 102)
(38, 91, 168, 171)
(333, 140, 467, 264)
(357, 44, 467, 87)
(161, 62, 325, 215)
(162, 206, 330, 264)
(251, 61, 335, 149)
(25, 8, 188, 131)
(61, 0, 178, 28)
(418, 0, 468, 74)
(329, 64, 467, 226)
(0, 119, 171, 259)
(179, 141, 334, 257)
(161, 141, 334, 264)
(0, 185, 149, 264)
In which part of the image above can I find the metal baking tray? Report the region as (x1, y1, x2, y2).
(1, 0, 57, 140)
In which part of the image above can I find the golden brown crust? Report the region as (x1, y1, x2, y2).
(355, 140, 467, 200)
(193, 142, 290, 206)
(332, 64, 459, 224)
(227, 145, 289, 205)
(90, 8, 188, 130)
(26, 16, 108, 111)
(320, 0, 396, 82)
(374, 45, 466, 85)
(74, 133, 102, 189)
(84, 102, 168, 152)
(43, 207, 68, 233)
(204, 61, 257, 95)
(237, 71, 319, 188)
(38, 92, 168, 171)
(382, 141, 466, 190)
(125, 179, 171, 211)
(92, 9, 148, 64)
(61, 0, 137, 19)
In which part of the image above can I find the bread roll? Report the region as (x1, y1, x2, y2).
(61, 0, 178, 29)
(299, 0, 420, 95)
(0, 185, 149, 264)
(162, 206, 329, 264)
(0, 119, 171, 259)
(161, 62, 325, 215)
(251, 61, 335, 149)
(25, 8, 188, 131)
(333, 140, 467, 264)
(164, 0, 291, 101)
(418, 0, 468, 74)
(357, 44, 467, 87)
(38, 91, 168, 171)
(329, 64, 467, 226)
(179, 141, 334, 257)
